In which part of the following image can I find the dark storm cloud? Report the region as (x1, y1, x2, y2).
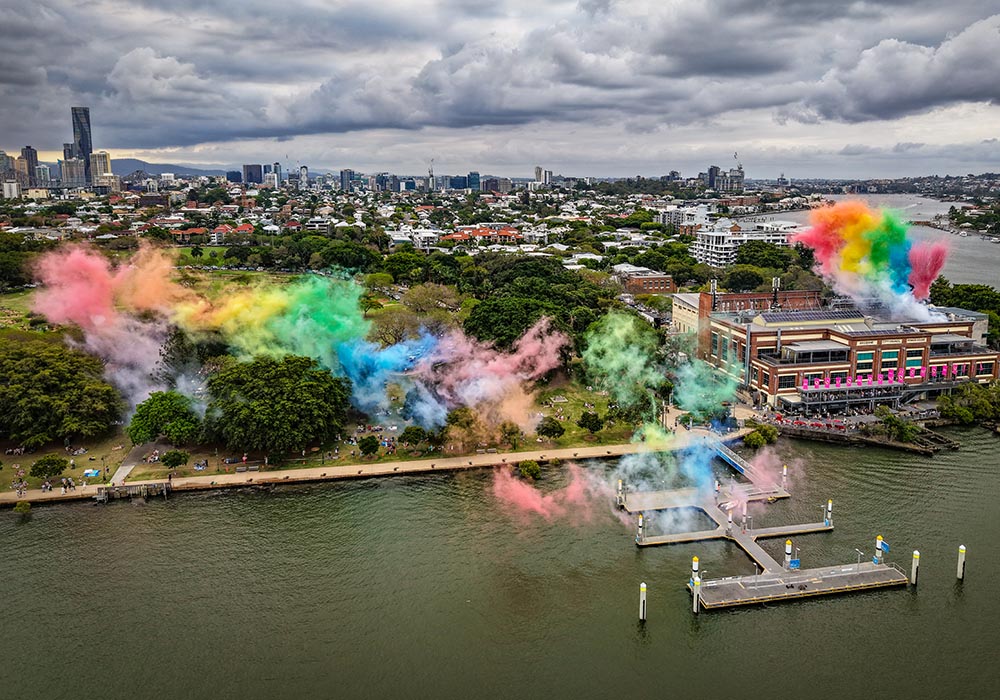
(0, 0, 998, 165)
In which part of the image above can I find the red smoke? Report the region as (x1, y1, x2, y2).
(908, 241, 949, 300)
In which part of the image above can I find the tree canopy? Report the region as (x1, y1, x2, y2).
(127, 391, 202, 445)
(0, 336, 123, 448)
(204, 356, 350, 455)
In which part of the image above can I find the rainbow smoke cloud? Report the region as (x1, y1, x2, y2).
(792, 201, 948, 318)
(32, 243, 569, 427)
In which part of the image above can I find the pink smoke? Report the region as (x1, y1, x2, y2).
(32, 244, 170, 407)
(908, 241, 949, 300)
(492, 463, 605, 521)
(418, 318, 569, 427)
(33, 245, 116, 330)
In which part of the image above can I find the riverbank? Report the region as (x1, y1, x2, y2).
(0, 425, 747, 507)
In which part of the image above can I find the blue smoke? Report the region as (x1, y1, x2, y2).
(336, 331, 438, 416)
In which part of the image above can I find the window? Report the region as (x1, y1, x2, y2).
(881, 359, 898, 370)
(830, 371, 848, 382)
(905, 358, 923, 368)
(855, 350, 874, 373)
(979, 362, 994, 376)
(906, 348, 924, 358)
(778, 375, 797, 389)
(720, 337, 729, 360)
(881, 350, 899, 360)
(760, 371, 770, 387)
(711, 332, 719, 356)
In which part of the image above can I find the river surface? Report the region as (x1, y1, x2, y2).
(752, 193, 1000, 287)
(3, 426, 999, 699)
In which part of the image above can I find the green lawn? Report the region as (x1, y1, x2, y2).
(0, 289, 37, 330)
(1, 428, 129, 493)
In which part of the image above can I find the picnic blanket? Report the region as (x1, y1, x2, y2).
(82, 469, 101, 478)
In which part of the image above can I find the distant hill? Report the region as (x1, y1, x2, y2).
(111, 158, 227, 177)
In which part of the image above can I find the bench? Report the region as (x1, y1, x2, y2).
(248, 465, 260, 472)
(235, 466, 248, 473)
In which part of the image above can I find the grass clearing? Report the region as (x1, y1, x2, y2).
(1, 428, 130, 493)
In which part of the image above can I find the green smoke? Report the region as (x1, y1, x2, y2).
(581, 312, 665, 419)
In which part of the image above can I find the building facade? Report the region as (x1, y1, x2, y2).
(703, 307, 999, 410)
(692, 219, 794, 267)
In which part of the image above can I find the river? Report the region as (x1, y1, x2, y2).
(3, 426, 998, 699)
(749, 194, 1000, 287)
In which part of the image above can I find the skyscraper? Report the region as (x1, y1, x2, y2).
(71, 107, 93, 183)
(20, 146, 38, 186)
(242, 164, 263, 184)
(340, 168, 354, 192)
(467, 171, 481, 191)
(63, 143, 75, 161)
(299, 165, 309, 189)
(273, 162, 282, 184)
(60, 159, 86, 187)
(534, 166, 543, 182)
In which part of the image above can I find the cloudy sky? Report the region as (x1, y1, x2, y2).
(2, 0, 999, 178)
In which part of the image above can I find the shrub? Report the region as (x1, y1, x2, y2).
(160, 450, 190, 468)
(518, 460, 541, 480)
(743, 430, 767, 449)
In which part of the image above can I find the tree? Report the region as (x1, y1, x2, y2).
(536, 416, 565, 439)
(723, 266, 766, 292)
(190, 245, 204, 259)
(0, 338, 123, 448)
(735, 241, 792, 269)
(127, 391, 202, 445)
(30, 455, 69, 479)
(358, 435, 380, 456)
(400, 426, 427, 445)
(518, 460, 541, 480)
(500, 421, 523, 448)
(360, 294, 384, 317)
(13, 501, 31, 515)
(204, 356, 351, 456)
(463, 297, 558, 348)
(160, 450, 190, 468)
(402, 283, 459, 314)
(743, 430, 767, 449)
(577, 411, 605, 434)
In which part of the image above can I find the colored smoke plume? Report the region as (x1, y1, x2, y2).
(32, 244, 172, 407)
(792, 201, 948, 318)
(31, 244, 571, 427)
(411, 318, 570, 430)
(673, 359, 738, 420)
(492, 463, 609, 522)
(581, 311, 663, 417)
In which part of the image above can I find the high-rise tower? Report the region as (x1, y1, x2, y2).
(71, 107, 93, 184)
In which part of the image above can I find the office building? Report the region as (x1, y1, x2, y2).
(2, 181, 22, 199)
(534, 166, 543, 182)
(611, 263, 676, 294)
(0, 151, 14, 177)
(543, 169, 552, 185)
(226, 170, 242, 183)
(242, 164, 263, 184)
(340, 168, 354, 192)
(263, 172, 279, 188)
(90, 150, 112, 179)
(692, 219, 796, 267)
(299, 166, 309, 189)
(20, 146, 38, 186)
(34, 165, 51, 185)
(14, 157, 31, 187)
(273, 162, 282, 184)
(467, 171, 480, 191)
(71, 107, 93, 183)
(60, 158, 86, 187)
(450, 175, 468, 189)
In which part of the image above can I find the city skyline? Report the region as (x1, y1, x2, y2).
(1, 1, 999, 178)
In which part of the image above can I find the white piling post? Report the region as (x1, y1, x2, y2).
(639, 582, 647, 621)
(693, 575, 701, 614)
(741, 500, 748, 532)
(826, 499, 833, 526)
(636, 513, 644, 544)
(957, 545, 966, 580)
(727, 508, 733, 535)
(782, 464, 787, 490)
(911, 550, 920, 586)
(616, 479, 624, 508)
(784, 539, 793, 568)
(691, 556, 699, 585)
(876, 535, 884, 563)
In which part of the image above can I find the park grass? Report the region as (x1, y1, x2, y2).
(0, 428, 130, 493)
(123, 380, 646, 483)
(0, 289, 37, 330)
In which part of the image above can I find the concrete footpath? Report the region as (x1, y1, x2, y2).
(1, 426, 747, 507)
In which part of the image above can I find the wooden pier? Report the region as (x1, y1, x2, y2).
(689, 561, 909, 609)
(622, 440, 911, 610)
(94, 482, 171, 503)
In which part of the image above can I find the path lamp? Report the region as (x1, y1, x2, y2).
(854, 548, 865, 570)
